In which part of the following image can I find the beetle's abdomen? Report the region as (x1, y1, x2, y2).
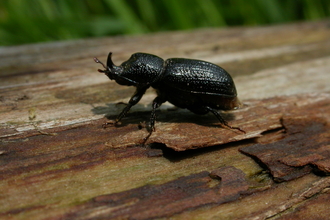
(153, 58, 240, 111)
(160, 58, 237, 96)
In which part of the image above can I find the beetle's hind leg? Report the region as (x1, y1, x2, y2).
(205, 106, 245, 133)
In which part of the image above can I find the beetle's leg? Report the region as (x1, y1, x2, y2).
(104, 86, 148, 128)
(148, 96, 166, 132)
(205, 106, 245, 133)
(142, 96, 166, 144)
(117, 86, 149, 123)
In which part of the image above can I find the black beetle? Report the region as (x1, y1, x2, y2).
(94, 52, 244, 139)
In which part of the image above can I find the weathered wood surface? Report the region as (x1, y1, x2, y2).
(1, 20, 330, 219)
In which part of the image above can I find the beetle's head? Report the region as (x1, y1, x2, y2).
(94, 52, 133, 85)
(95, 52, 164, 87)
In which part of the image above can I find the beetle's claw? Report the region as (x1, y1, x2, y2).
(225, 124, 246, 134)
(102, 122, 112, 129)
(236, 127, 246, 134)
(102, 120, 121, 129)
(233, 127, 246, 134)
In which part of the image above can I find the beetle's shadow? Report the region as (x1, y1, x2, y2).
(160, 108, 237, 126)
(92, 103, 242, 162)
(91, 103, 237, 128)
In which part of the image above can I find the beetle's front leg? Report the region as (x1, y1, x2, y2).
(103, 86, 148, 128)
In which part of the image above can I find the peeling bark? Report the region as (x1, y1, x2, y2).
(240, 108, 330, 182)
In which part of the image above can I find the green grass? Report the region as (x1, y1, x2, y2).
(0, 0, 329, 46)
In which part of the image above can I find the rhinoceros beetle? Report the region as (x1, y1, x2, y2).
(94, 52, 244, 140)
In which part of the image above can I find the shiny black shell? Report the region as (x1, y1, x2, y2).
(96, 52, 241, 116)
(153, 58, 239, 112)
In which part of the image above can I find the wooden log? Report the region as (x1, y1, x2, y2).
(0, 20, 330, 219)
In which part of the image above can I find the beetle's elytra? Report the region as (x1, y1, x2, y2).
(94, 52, 244, 140)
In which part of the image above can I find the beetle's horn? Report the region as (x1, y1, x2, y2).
(106, 52, 115, 68)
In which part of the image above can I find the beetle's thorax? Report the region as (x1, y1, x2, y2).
(116, 53, 165, 86)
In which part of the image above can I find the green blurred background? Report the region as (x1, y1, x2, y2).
(0, 0, 329, 46)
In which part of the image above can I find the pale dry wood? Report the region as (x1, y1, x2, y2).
(0, 20, 330, 219)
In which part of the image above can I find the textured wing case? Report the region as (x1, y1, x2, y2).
(160, 58, 237, 97)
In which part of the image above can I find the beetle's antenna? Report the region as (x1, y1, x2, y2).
(94, 57, 107, 71)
